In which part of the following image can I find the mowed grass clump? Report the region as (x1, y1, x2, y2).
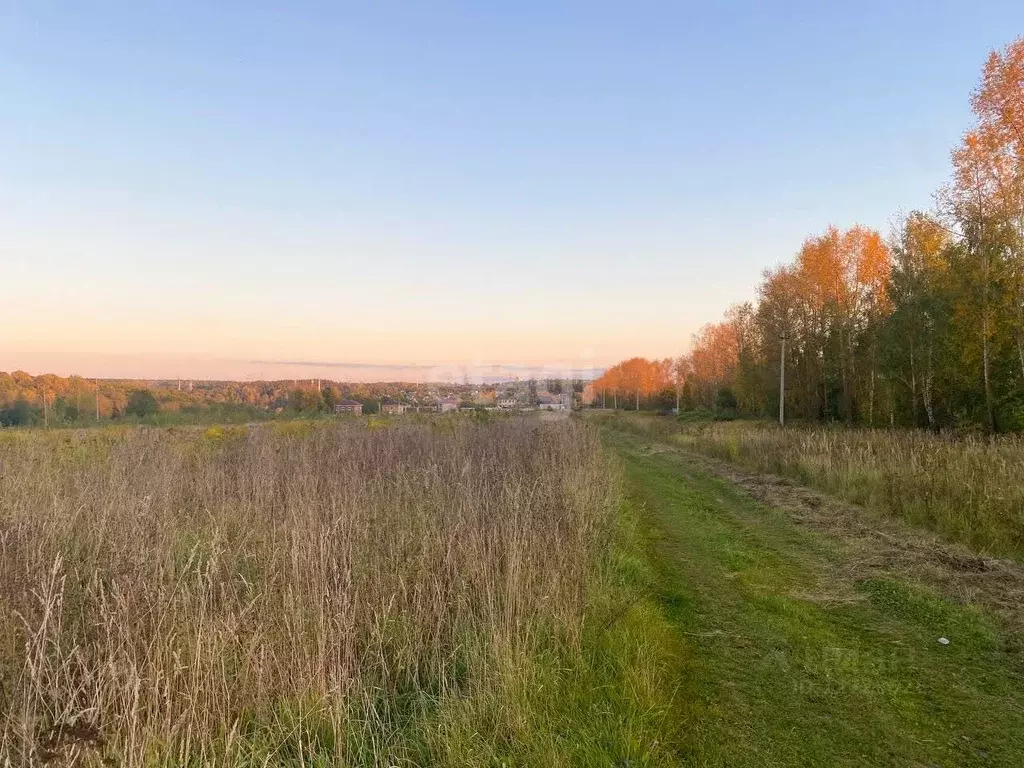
(668, 419, 1024, 558)
(0, 418, 675, 765)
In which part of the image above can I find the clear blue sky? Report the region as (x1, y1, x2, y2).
(3, 1, 1022, 380)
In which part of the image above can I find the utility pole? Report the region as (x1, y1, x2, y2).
(96, 384, 100, 421)
(779, 333, 788, 427)
(42, 390, 48, 428)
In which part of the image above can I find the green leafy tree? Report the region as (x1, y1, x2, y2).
(321, 386, 341, 411)
(677, 381, 694, 411)
(126, 389, 160, 418)
(715, 387, 738, 410)
(0, 399, 39, 427)
(289, 389, 321, 413)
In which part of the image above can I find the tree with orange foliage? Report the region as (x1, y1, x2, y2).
(592, 357, 670, 411)
(687, 321, 739, 410)
(971, 38, 1024, 391)
(794, 228, 843, 419)
(789, 225, 891, 422)
(840, 226, 891, 423)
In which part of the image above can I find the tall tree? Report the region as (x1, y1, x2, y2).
(885, 212, 952, 428)
(972, 38, 1024, 385)
(949, 131, 1006, 432)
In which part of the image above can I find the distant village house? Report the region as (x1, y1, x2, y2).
(334, 399, 363, 415)
(438, 396, 459, 413)
(380, 399, 407, 415)
(536, 392, 572, 411)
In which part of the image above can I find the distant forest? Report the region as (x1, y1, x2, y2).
(0, 373, 480, 427)
(595, 38, 1024, 434)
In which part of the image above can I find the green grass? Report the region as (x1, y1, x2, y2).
(200, 504, 690, 767)
(600, 425, 1024, 766)
(399, 496, 689, 767)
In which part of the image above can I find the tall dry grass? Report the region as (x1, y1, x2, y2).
(0, 418, 617, 765)
(664, 420, 1024, 558)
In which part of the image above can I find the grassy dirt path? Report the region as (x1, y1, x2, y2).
(600, 424, 1024, 767)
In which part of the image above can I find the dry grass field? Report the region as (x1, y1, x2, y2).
(681, 421, 1024, 558)
(0, 418, 683, 766)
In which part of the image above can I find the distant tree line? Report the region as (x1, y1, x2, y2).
(596, 38, 1024, 433)
(591, 359, 678, 412)
(0, 370, 495, 428)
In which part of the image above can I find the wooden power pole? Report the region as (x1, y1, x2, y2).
(779, 333, 788, 427)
